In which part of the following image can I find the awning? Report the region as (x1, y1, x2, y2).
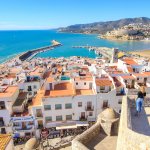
(76, 122, 89, 127)
(56, 125, 77, 130)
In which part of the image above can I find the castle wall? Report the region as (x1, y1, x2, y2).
(117, 96, 150, 150)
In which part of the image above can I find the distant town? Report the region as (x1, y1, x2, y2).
(100, 23, 150, 41)
(0, 46, 150, 149)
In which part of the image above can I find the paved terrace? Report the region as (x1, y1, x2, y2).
(131, 105, 150, 136)
(86, 134, 117, 150)
(117, 96, 150, 150)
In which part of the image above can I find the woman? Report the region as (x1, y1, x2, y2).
(135, 86, 145, 116)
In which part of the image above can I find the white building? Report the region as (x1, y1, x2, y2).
(0, 86, 19, 134)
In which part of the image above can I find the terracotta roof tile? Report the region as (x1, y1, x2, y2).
(0, 134, 12, 150)
(96, 79, 112, 86)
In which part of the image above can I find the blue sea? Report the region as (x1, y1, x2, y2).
(0, 30, 150, 63)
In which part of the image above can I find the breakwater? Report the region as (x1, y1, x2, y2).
(19, 40, 62, 61)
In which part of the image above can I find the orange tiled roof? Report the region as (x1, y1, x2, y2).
(0, 86, 18, 98)
(121, 75, 135, 79)
(124, 58, 138, 65)
(75, 76, 93, 81)
(45, 82, 75, 97)
(31, 90, 43, 106)
(0, 134, 12, 150)
(132, 73, 148, 77)
(127, 66, 133, 73)
(46, 77, 55, 83)
(76, 89, 94, 95)
(96, 79, 112, 86)
(143, 72, 150, 76)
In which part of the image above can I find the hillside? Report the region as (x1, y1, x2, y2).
(58, 17, 150, 34)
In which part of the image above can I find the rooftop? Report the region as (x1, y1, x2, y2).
(143, 72, 150, 76)
(0, 86, 18, 98)
(44, 82, 75, 97)
(74, 76, 93, 81)
(13, 92, 27, 107)
(76, 89, 94, 95)
(132, 73, 148, 77)
(121, 75, 135, 80)
(96, 78, 112, 86)
(31, 90, 44, 106)
(0, 134, 12, 150)
(123, 58, 138, 65)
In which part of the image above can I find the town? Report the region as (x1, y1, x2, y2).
(0, 47, 150, 149)
(100, 23, 150, 40)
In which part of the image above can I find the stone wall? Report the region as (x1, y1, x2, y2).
(117, 96, 150, 150)
(72, 122, 101, 150)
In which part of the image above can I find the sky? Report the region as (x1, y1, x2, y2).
(0, 0, 150, 30)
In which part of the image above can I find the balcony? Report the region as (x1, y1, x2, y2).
(36, 113, 43, 118)
(79, 117, 87, 121)
(0, 106, 6, 110)
(85, 106, 94, 111)
(13, 126, 34, 131)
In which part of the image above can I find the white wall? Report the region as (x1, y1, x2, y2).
(6, 139, 14, 150)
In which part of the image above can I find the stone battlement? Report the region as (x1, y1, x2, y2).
(117, 96, 150, 150)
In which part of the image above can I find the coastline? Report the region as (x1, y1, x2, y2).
(129, 50, 150, 58)
(98, 35, 150, 42)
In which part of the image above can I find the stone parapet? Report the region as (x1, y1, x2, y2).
(117, 96, 150, 150)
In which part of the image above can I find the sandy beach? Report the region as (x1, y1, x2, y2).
(129, 50, 150, 58)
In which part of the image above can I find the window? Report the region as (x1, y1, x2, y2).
(76, 82, 78, 85)
(124, 80, 127, 83)
(89, 112, 93, 116)
(1, 128, 6, 134)
(36, 109, 42, 117)
(100, 86, 105, 90)
(55, 104, 62, 110)
(56, 116, 62, 121)
(28, 86, 32, 91)
(78, 102, 82, 107)
(66, 115, 72, 120)
(65, 103, 72, 109)
(0, 118, 4, 126)
(28, 121, 33, 125)
(137, 77, 139, 80)
(118, 99, 122, 104)
(0, 101, 5, 110)
(45, 116, 52, 122)
(34, 91, 37, 95)
(103, 100, 108, 108)
(84, 82, 86, 85)
(28, 92, 32, 95)
(13, 122, 20, 127)
(33, 85, 37, 89)
(44, 105, 51, 110)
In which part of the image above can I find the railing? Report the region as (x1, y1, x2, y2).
(36, 114, 43, 118)
(0, 106, 6, 110)
(85, 106, 94, 111)
(79, 117, 87, 121)
(13, 125, 34, 131)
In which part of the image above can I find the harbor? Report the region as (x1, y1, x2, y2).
(72, 45, 113, 59)
(19, 40, 62, 61)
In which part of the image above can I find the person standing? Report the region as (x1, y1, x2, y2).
(135, 86, 145, 116)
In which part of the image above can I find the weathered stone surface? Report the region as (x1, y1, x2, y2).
(72, 108, 119, 150)
(117, 96, 150, 150)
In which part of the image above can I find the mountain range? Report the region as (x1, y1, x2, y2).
(58, 17, 150, 34)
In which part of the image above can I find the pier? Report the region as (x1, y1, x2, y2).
(72, 45, 112, 59)
(19, 40, 62, 61)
